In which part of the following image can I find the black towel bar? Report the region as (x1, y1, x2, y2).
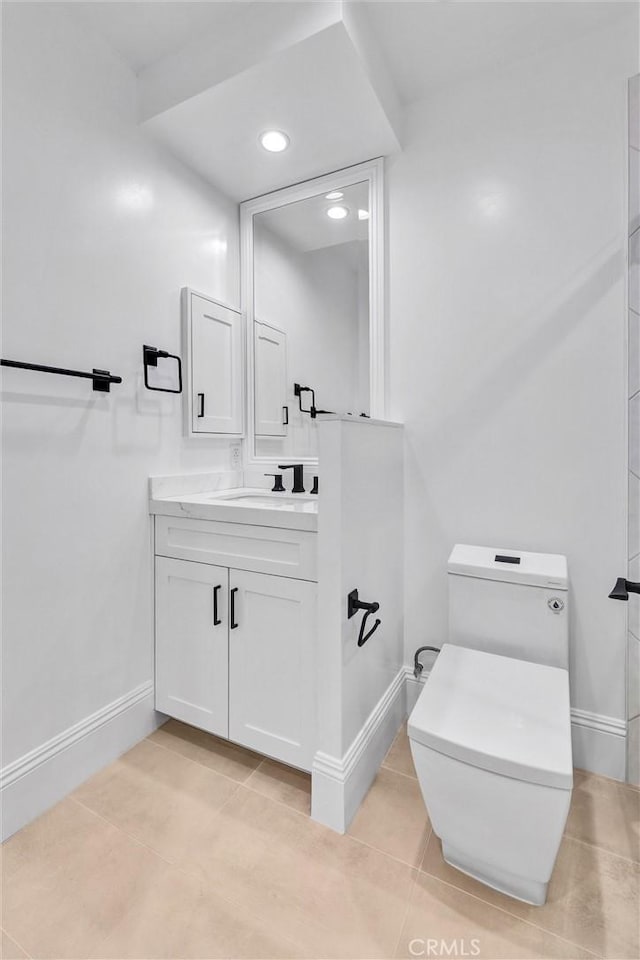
(0, 358, 122, 392)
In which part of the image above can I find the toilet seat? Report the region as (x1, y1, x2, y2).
(408, 644, 573, 789)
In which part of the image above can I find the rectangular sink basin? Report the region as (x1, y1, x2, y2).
(214, 494, 317, 512)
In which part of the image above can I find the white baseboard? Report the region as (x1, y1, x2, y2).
(4, 665, 628, 844)
(405, 667, 628, 782)
(570, 707, 627, 780)
(628, 717, 640, 785)
(311, 667, 407, 833)
(1, 681, 161, 840)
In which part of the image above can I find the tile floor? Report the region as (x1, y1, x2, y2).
(2, 720, 639, 960)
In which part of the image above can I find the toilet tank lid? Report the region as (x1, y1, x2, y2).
(448, 544, 568, 590)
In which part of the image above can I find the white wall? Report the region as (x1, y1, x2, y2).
(254, 224, 366, 458)
(1, 1, 239, 821)
(388, 14, 637, 775)
(314, 418, 404, 831)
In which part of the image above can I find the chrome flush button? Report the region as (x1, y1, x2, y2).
(548, 597, 564, 613)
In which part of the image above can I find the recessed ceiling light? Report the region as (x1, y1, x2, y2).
(326, 205, 349, 220)
(478, 192, 504, 217)
(358, 209, 370, 220)
(116, 183, 154, 213)
(259, 130, 290, 153)
(325, 191, 344, 200)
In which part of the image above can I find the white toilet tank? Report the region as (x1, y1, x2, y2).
(448, 544, 569, 669)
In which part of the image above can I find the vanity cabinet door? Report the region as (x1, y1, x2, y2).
(155, 557, 229, 737)
(188, 292, 243, 436)
(228, 570, 316, 771)
(254, 322, 288, 437)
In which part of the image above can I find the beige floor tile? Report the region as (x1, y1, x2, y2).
(349, 766, 431, 867)
(1, 798, 166, 959)
(89, 865, 308, 959)
(246, 758, 312, 815)
(7, 734, 638, 960)
(421, 831, 640, 959)
(1, 930, 29, 959)
(383, 725, 417, 779)
(176, 785, 416, 958)
(396, 872, 594, 959)
(149, 719, 263, 782)
(73, 738, 238, 864)
(565, 769, 640, 862)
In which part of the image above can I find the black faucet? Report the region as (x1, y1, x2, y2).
(278, 464, 305, 494)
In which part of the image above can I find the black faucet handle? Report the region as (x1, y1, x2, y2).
(264, 473, 285, 493)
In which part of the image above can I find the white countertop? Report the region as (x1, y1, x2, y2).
(150, 486, 318, 532)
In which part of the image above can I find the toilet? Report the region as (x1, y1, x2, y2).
(408, 544, 573, 906)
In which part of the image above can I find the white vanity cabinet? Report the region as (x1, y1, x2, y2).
(182, 289, 244, 437)
(228, 570, 315, 767)
(155, 558, 229, 737)
(154, 515, 317, 771)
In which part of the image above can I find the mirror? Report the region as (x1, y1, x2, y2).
(241, 161, 384, 463)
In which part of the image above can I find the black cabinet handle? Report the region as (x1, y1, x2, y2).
(197, 392, 204, 417)
(213, 585, 222, 626)
(230, 587, 239, 629)
(282, 405, 289, 425)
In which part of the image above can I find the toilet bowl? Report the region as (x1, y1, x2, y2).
(408, 545, 573, 906)
(409, 643, 572, 905)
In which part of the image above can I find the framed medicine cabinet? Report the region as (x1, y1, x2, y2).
(181, 288, 245, 439)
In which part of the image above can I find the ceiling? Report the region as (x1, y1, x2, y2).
(364, 1, 634, 105)
(65, 0, 634, 94)
(66, 1, 257, 73)
(142, 20, 399, 201)
(61, 1, 637, 200)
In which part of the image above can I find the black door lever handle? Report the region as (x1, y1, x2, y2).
(609, 578, 640, 601)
